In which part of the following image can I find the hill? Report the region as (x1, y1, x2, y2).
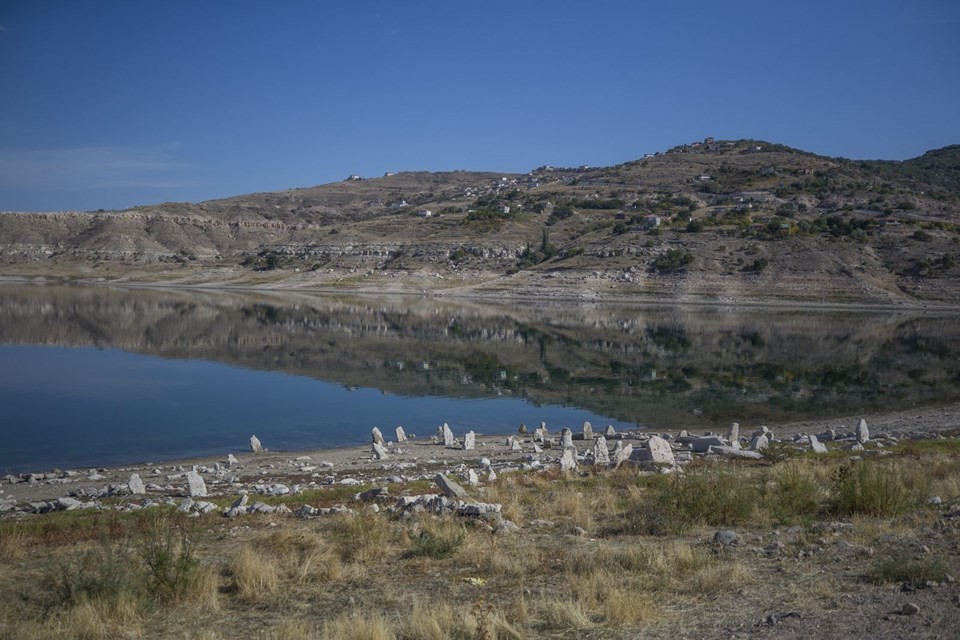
(1, 139, 959, 305)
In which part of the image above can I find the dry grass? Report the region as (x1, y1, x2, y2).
(2, 442, 959, 639)
(230, 544, 280, 603)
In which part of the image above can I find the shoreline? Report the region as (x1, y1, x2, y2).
(5, 400, 959, 509)
(3, 274, 960, 313)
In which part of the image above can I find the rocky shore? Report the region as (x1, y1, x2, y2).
(5, 402, 959, 520)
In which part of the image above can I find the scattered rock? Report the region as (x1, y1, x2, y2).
(647, 435, 676, 467)
(435, 473, 467, 499)
(713, 529, 739, 546)
(809, 434, 828, 454)
(128, 473, 145, 495)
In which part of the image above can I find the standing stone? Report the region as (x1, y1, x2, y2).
(128, 473, 145, 495)
(371, 442, 389, 460)
(612, 443, 634, 468)
(435, 473, 468, 499)
(466, 469, 479, 486)
(186, 471, 207, 497)
(559, 448, 577, 473)
(540, 421, 548, 432)
(582, 422, 593, 440)
(518, 423, 528, 434)
(371, 427, 385, 446)
(463, 431, 476, 451)
(442, 423, 455, 448)
(487, 467, 498, 482)
(395, 426, 407, 443)
(561, 428, 574, 449)
(250, 435, 263, 453)
(227, 454, 239, 466)
(647, 435, 676, 467)
(750, 433, 769, 452)
(593, 436, 610, 466)
(856, 418, 869, 444)
(605, 425, 616, 437)
(809, 434, 828, 454)
(727, 422, 740, 443)
(511, 438, 522, 451)
(533, 427, 547, 444)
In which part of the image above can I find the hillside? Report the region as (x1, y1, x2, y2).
(2, 139, 959, 305)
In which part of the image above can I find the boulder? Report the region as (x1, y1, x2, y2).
(612, 443, 634, 468)
(463, 431, 476, 451)
(128, 473, 145, 495)
(371, 427, 385, 446)
(249, 435, 264, 453)
(371, 442, 389, 460)
(186, 471, 207, 497)
(559, 448, 577, 473)
(395, 426, 407, 443)
(647, 435, 676, 466)
(593, 436, 610, 466)
(809, 434, 828, 454)
(691, 436, 727, 453)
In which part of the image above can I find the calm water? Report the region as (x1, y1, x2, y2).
(1, 284, 959, 473)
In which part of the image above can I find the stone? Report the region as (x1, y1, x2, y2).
(751, 433, 770, 452)
(809, 434, 828, 454)
(250, 435, 264, 453)
(463, 431, 476, 451)
(559, 448, 577, 473)
(647, 435, 675, 467)
(128, 473, 145, 495)
(487, 467, 498, 482)
(900, 602, 920, 616)
(511, 439, 522, 451)
(186, 471, 207, 497)
(518, 423, 527, 434)
(819, 428, 836, 442)
(371, 427, 385, 446)
(435, 473, 468, 499)
(713, 529, 739, 546)
(710, 446, 763, 459)
(177, 498, 194, 513)
(605, 425, 616, 437)
(371, 442, 389, 460)
(533, 427, 547, 443)
(466, 469, 479, 486)
(691, 436, 727, 453)
(593, 436, 610, 465)
(442, 423, 455, 447)
(856, 418, 870, 444)
(582, 421, 593, 440)
(395, 426, 407, 443)
(612, 443, 634, 468)
(231, 494, 249, 510)
(727, 422, 740, 442)
(457, 502, 502, 516)
(356, 487, 388, 501)
(561, 428, 574, 449)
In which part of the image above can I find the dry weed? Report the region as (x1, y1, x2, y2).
(320, 612, 394, 640)
(230, 544, 280, 603)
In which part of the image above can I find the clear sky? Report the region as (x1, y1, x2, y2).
(1, 0, 958, 211)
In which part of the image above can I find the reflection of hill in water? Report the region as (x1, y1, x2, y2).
(2, 284, 959, 428)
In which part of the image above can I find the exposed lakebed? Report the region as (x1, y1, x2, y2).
(1, 283, 958, 473)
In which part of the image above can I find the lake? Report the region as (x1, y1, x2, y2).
(1, 283, 959, 473)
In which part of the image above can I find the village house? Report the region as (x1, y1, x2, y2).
(642, 214, 661, 229)
(415, 209, 432, 218)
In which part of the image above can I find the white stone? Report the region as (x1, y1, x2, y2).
(435, 473, 467, 499)
(128, 473, 145, 495)
(559, 448, 577, 473)
(463, 431, 476, 451)
(227, 454, 239, 466)
(750, 433, 770, 452)
(250, 435, 264, 453)
(395, 426, 407, 443)
(466, 469, 479, 486)
(371, 427, 385, 446)
(561, 428, 574, 449)
(442, 423, 455, 447)
(605, 425, 616, 437)
(856, 418, 869, 444)
(647, 435, 676, 467)
(186, 471, 207, 497)
(372, 442, 389, 460)
(582, 422, 593, 439)
(613, 443, 634, 468)
(593, 436, 610, 465)
(727, 422, 740, 442)
(809, 434, 828, 454)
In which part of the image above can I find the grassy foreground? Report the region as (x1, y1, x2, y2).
(1, 440, 959, 639)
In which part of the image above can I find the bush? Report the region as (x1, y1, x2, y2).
(408, 520, 466, 559)
(686, 219, 704, 233)
(743, 257, 769, 273)
(138, 514, 202, 601)
(912, 229, 933, 242)
(831, 462, 916, 517)
(770, 462, 821, 524)
(865, 555, 950, 586)
(651, 249, 694, 272)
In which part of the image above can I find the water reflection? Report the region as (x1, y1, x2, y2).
(1, 283, 958, 431)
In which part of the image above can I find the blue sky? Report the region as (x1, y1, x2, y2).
(1, 1, 958, 211)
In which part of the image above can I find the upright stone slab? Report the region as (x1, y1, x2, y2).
(593, 436, 610, 466)
(518, 423, 528, 434)
(727, 422, 740, 443)
(227, 454, 239, 466)
(612, 443, 634, 468)
(561, 428, 574, 450)
(442, 423, 455, 447)
(466, 469, 479, 486)
(855, 418, 869, 444)
(463, 431, 476, 451)
(647, 435, 676, 467)
(605, 425, 616, 437)
(582, 422, 593, 440)
(511, 438, 522, 451)
(750, 432, 769, 452)
(186, 471, 207, 498)
(371, 442, 389, 460)
(128, 473, 145, 495)
(559, 448, 577, 473)
(371, 427, 385, 446)
(395, 426, 407, 443)
(250, 435, 264, 453)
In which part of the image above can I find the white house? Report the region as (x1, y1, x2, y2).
(416, 209, 433, 218)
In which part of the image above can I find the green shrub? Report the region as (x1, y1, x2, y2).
(865, 555, 950, 586)
(651, 249, 694, 272)
(408, 520, 466, 559)
(48, 539, 140, 608)
(770, 462, 821, 524)
(138, 514, 202, 601)
(831, 462, 915, 517)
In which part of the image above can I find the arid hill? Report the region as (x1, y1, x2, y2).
(2, 140, 959, 305)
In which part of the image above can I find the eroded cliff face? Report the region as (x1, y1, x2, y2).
(2, 284, 958, 428)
